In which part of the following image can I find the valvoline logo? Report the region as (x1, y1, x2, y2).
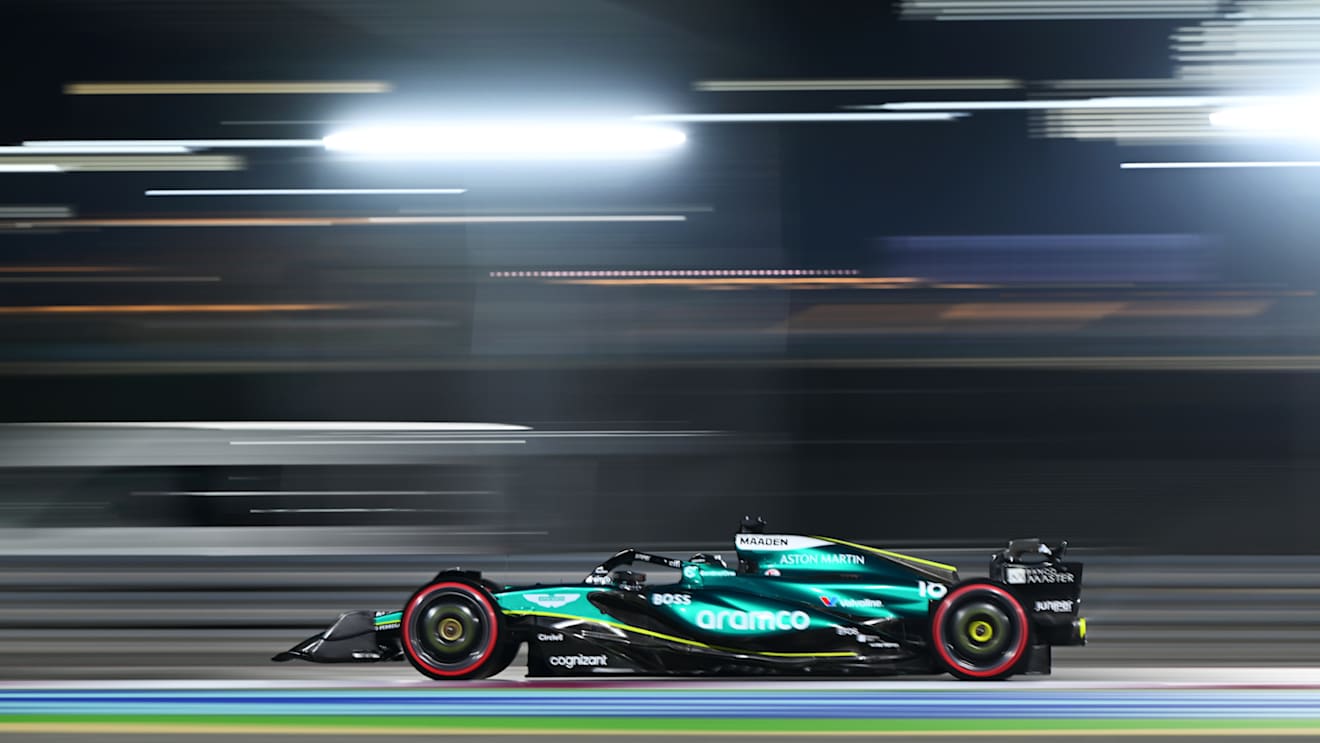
(820, 595, 885, 609)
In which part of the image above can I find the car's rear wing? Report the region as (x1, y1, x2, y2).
(989, 537, 1086, 649)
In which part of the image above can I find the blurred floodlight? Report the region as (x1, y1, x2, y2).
(0, 164, 64, 173)
(65, 81, 392, 95)
(1209, 99, 1320, 136)
(322, 123, 686, 158)
(635, 113, 963, 123)
(1122, 160, 1320, 169)
(145, 188, 467, 196)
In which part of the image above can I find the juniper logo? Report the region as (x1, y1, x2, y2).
(695, 609, 810, 631)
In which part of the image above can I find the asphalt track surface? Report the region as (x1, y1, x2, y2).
(7, 667, 1320, 741)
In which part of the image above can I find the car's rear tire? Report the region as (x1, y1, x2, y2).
(931, 581, 1029, 681)
(401, 580, 507, 680)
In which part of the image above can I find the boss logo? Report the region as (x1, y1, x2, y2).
(650, 593, 692, 606)
(536, 632, 565, 642)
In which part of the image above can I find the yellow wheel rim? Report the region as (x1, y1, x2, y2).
(968, 619, 994, 643)
(439, 617, 464, 642)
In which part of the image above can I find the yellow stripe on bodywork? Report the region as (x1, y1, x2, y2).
(505, 610, 856, 658)
(812, 536, 958, 573)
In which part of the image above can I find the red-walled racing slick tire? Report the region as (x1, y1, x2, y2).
(401, 581, 508, 680)
(931, 581, 1030, 681)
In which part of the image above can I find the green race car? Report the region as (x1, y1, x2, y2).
(274, 518, 1086, 680)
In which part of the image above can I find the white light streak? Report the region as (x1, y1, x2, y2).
(24, 139, 322, 149)
(65, 81, 392, 95)
(901, 0, 1224, 21)
(323, 124, 685, 158)
(0, 276, 220, 284)
(14, 421, 530, 431)
(397, 205, 713, 215)
(490, 269, 859, 278)
(137, 490, 494, 497)
(0, 206, 71, 218)
(635, 113, 962, 123)
(0, 156, 242, 172)
(0, 164, 64, 173)
(145, 188, 468, 197)
(364, 215, 685, 224)
(930, 13, 1222, 19)
(248, 508, 452, 514)
(229, 440, 528, 445)
(1044, 78, 1220, 90)
(1174, 3, 1320, 84)
(222, 119, 346, 126)
(0, 145, 194, 154)
(693, 78, 1021, 91)
(871, 95, 1271, 111)
(0, 215, 685, 228)
(1036, 109, 1235, 142)
(1121, 160, 1320, 169)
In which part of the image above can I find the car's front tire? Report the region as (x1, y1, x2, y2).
(930, 581, 1029, 681)
(401, 580, 507, 680)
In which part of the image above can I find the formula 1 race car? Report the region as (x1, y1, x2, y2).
(274, 518, 1086, 680)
